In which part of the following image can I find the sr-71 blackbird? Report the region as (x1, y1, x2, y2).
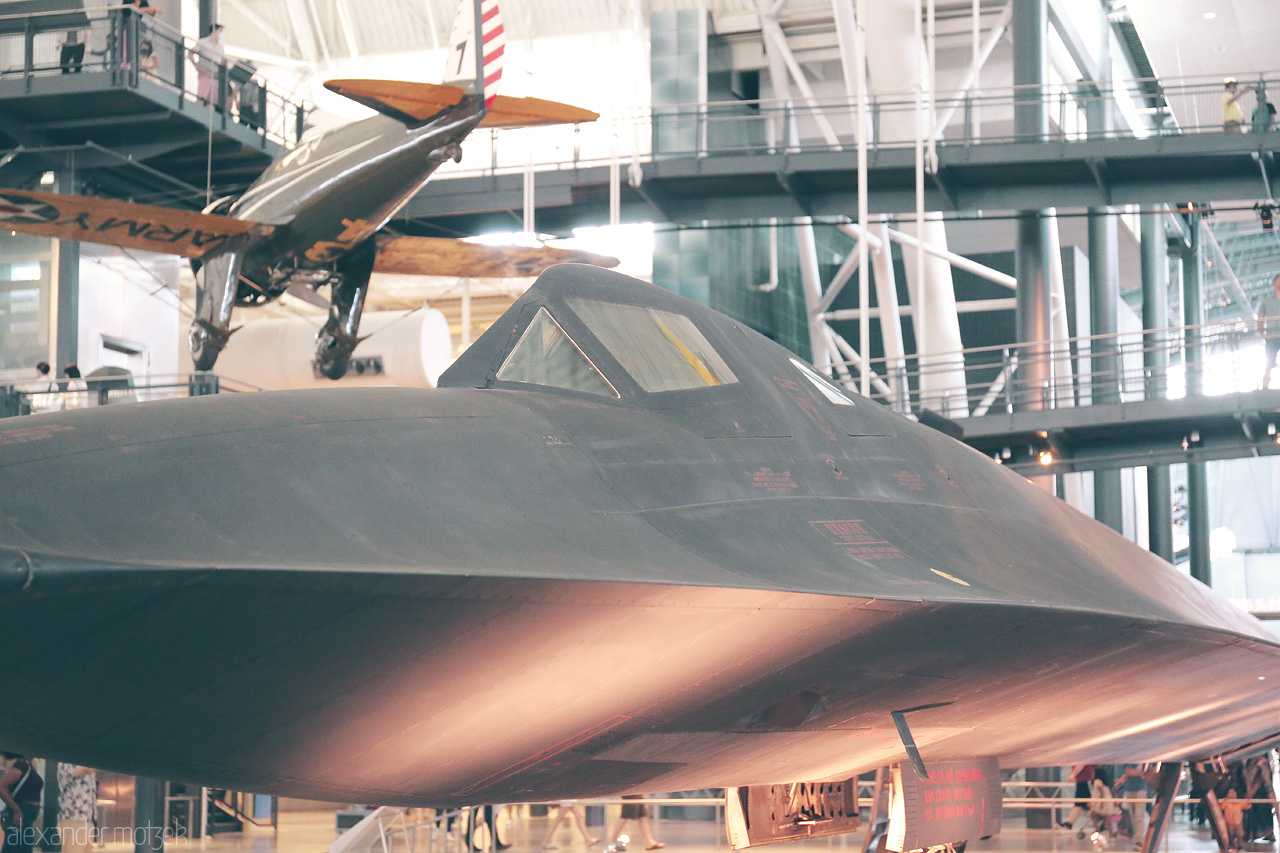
(0, 265, 1277, 850)
(0, 0, 615, 379)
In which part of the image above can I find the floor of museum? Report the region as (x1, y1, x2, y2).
(100, 810, 1273, 853)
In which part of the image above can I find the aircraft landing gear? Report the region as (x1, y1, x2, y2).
(315, 238, 376, 380)
(189, 239, 246, 371)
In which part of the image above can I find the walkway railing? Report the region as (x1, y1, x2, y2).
(0, 5, 308, 147)
(0, 372, 264, 417)
(847, 319, 1265, 420)
(439, 72, 1280, 179)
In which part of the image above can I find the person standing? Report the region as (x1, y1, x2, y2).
(63, 364, 87, 410)
(1224, 79, 1248, 132)
(1252, 85, 1277, 133)
(1118, 765, 1150, 848)
(56, 765, 96, 853)
(1258, 273, 1280, 389)
(541, 801, 599, 850)
(610, 795, 663, 850)
(189, 23, 226, 107)
(31, 362, 57, 413)
(1059, 764, 1096, 831)
(0, 754, 43, 853)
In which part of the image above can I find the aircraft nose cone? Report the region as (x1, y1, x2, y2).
(0, 549, 33, 595)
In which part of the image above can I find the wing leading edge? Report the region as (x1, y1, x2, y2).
(324, 79, 599, 128)
(0, 188, 268, 258)
(374, 235, 618, 277)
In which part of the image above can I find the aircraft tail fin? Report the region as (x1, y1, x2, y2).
(441, 0, 504, 104)
(324, 79, 467, 125)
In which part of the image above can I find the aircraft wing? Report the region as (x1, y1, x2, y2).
(479, 94, 599, 127)
(324, 79, 467, 124)
(325, 79, 598, 128)
(373, 234, 618, 277)
(0, 189, 267, 258)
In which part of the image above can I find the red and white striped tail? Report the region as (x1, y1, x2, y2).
(442, 0, 504, 105)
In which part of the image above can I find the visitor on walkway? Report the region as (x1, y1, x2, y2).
(1257, 273, 1280, 389)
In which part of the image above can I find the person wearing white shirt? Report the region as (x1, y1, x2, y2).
(189, 23, 225, 107)
(30, 362, 57, 412)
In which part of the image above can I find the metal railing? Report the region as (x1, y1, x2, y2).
(0, 5, 308, 147)
(329, 786, 1277, 853)
(1, 372, 264, 417)
(847, 319, 1266, 419)
(438, 72, 1280, 179)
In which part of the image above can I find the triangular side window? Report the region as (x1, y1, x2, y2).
(496, 308, 618, 397)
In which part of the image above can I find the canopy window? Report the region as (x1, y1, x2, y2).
(567, 298, 738, 393)
(790, 358, 855, 405)
(496, 307, 618, 397)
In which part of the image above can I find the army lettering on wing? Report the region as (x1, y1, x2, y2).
(96, 217, 154, 238)
(189, 231, 231, 251)
(141, 225, 193, 244)
(53, 212, 93, 230)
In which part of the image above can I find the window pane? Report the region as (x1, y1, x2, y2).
(568, 298, 737, 393)
(496, 307, 617, 397)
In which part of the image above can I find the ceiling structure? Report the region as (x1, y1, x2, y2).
(213, 0, 1279, 333)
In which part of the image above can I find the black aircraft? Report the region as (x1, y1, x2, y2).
(0, 265, 1277, 848)
(0, 0, 614, 380)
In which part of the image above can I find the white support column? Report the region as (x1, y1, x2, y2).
(758, 0, 793, 152)
(281, 0, 320, 62)
(797, 217, 834, 374)
(971, 0, 980, 139)
(303, 0, 333, 65)
(335, 0, 360, 59)
(855, 0, 870, 396)
(903, 215, 969, 418)
(871, 221, 908, 410)
(832, 0, 860, 134)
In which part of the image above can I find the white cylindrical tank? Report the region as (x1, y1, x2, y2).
(215, 310, 453, 389)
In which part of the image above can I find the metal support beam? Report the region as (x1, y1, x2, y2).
(1138, 763, 1182, 853)
(53, 167, 78, 376)
(1011, 0, 1048, 141)
(759, 17, 842, 149)
(1090, 206, 1122, 532)
(199, 0, 217, 39)
(1201, 223, 1258, 323)
(1016, 211, 1053, 410)
(1188, 764, 1235, 853)
(1142, 211, 1174, 561)
(334, 0, 360, 59)
(1182, 214, 1211, 586)
(134, 778, 165, 853)
(223, 0, 295, 55)
(842, 222, 1016, 289)
(932, 2, 1011, 139)
(798, 217, 832, 371)
(825, 298, 1016, 320)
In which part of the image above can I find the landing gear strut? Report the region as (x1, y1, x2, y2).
(315, 238, 377, 380)
(189, 239, 247, 371)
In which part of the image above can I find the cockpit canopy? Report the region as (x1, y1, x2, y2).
(436, 265, 889, 438)
(494, 300, 738, 398)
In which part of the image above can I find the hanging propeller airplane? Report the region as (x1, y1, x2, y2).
(0, 0, 615, 379)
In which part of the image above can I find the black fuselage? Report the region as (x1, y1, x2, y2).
(0, 266, 1276, 806)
